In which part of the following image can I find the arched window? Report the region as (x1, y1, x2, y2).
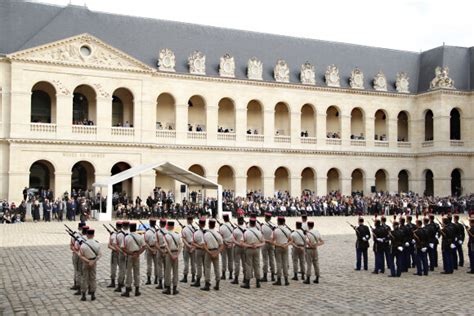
(327, 168, 340, 192)
(31, 82, 56, 123)
(300, 104, 316, 137)
(247, 100, 263, 135)
(397, 111, 409, 142)
(156, 93, 176, 130)
(29, 160, 55, 190)
(350, 108, 365, 139)
(424, 170, 434, 196)
(451, 169, 462, 196)
(450, 108, 461, 140)
(218, 165, 235, 191)
(301, 167, 315, 192)
(71, 161, 95, 192)
(351, 169, 364, 193)
(72, 85, 96, 125)
(111, 162, 132, 196)
(398, 170, 409, 193)
(326, 106, 340, 138)
(218, 98, 235, 133)
(374, 110, 387, 141)
(188, 95, 206, 132)
(424, 110, 434, 141)
(112, 88, 134, 127)
(375, 169, 387, 192)
(274, 102, 290, 136)
(112, 96, 124, 127)
(274, 167, 290, 192)
(247, 166, 263, 193)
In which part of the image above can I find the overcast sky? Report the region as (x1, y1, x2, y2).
(34, 0, 473, 52)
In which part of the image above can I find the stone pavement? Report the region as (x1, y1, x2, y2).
(0, 216, 473, 315)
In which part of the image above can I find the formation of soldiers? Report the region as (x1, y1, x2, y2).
(350, 212, 474, 277)
(67, 213, 325, 301)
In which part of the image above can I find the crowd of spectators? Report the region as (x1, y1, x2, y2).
(2, 187, 473, 223)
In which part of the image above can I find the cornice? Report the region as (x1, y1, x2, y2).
(6, 138, 474, 159)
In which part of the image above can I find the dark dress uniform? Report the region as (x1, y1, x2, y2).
(467, 220, 474, 273)
(389, 224, 404, 277)
(372, 222, 388, 274)
(354, 222, 370, 270)
(441, 219, 456, 274)
(413, 223, 429, 276)
(426, 219, 440, 271)
(453, 216, 465, 267)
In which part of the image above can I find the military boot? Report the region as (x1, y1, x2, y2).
(155, 279, 163, 289)
(191, 274, 196, 283)
(154, 276, 158, 284)
(303, 276, 310, 284)
(301, 273, 305, 280)
(284, 277, 290, 286)
(107, 279, 116, 288)
(191, 277, 201, 287)
(271, 273, 276, 282)
(200, 281, 210, 291)
(70, 281, 77, 290)
(173, 286, 179, 295)
(74, 288, 82, 296)
(90, 292, 96, 301)
(259, 273, 268, 282)
(121, 287, 131, 297)
(114, 284, 123, 293)
(256, 279, 261, 288)
(314, 276, 319, 284)
(213, 281, 220, 291)
(292, 273, 298, 280)
(180, 274, 188, 283)
(272, 277, 282, 286)
(145, 276, 151, 285)
(221, 271, 226, 280)
(80, 292, 86, 301)
(228, 271, 233, 279)
(135, 287, 141, 296)
(240, 279, 250, 289)
(230, 276, 239, 284)
(162, 286, 171, 295)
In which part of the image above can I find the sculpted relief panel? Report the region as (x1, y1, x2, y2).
(247, 57, 263, 80)
(158, 48, 176, 72)
(188, 51, 206, 75)
(219, 54, 235, 78)
(350, 67, 364, 89)
(373, 71, 387, 91)
(430, 66, 455, 90)
(274, 59, 290, 83)
(300, 62, 315, 85)
(396, 72, 410, 93)
(325, 64, 340, 87)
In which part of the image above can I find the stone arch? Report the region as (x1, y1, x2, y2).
(398, 169, 409, 193)
(156, 92, 176, 130)
(247, 166, 263, 193)
(351, 168, 365, 193)
(451, 168, 462, 196)
(424, 109, 434, 141)
(450, 108, 461, 140)
(71, 161, 95, 192)
(73, 85, 97, 125)
(188, 95, 206, 132)
(111, 162, 132, 197)
(218, 97, 236, 133)
(397, 111, 409, 142)
(423, 169, 434, 196)
(375, 169, 388, 192)
(301, 167, 315, 192)
(29, 160, 55, 191)
(274, 166, 290, 192)
(300, 104, 316, 137)
(326, 106, 341, 138)
(218, 165, 235, 191)
(350, 107, 365, 139)
(188, 164, 206, 177)
(274, 102, 290, 136)
(112, 88, 134, 127)
(247, 99, 264, 135)
(31, 81, 56, 124)
(327, 168, 340, 192)
(374, 109, 388, 141)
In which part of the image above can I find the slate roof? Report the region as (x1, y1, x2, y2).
(0, 0, 472, 92)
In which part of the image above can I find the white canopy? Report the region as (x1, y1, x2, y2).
(93, 162, 222, 221)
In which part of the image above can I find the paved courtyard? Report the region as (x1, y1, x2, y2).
(0, 216, 472, 315)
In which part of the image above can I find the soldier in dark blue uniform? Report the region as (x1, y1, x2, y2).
(406, 215, 417, 268)
(453, 214, 465, 268)
(426, 214, 440, 271)
(413, 220, 429, 276)
(352, 217, 370, 271)
(399, 217, 410, 272)
(467, 217, 474, 274)
(441, 216, 456, 274)
(388, 221, 403, 277)
(372, 219, 388, 274)
(381, 216, 392, 269)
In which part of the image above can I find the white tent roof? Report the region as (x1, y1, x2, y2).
(93, 162, 219, 188)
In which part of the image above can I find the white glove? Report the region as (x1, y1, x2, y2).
(411, 239, 416, 244)
(376, 238, 384, 243)
(421, 247, 427, 253)
(429, 243, 434, 249)
(362, 237, 367, 241)
(404, 242, 409, 247)
(458, 240, 463, 245)
(397, 246, 403, 252)
(365, 235, 369, 239)
(450, 243, 456, 249)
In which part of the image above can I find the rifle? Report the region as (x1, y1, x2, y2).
(103, 224, 113, 235)
(66, 230, 83, 245)
(64, 224, 75, 234)
(176, 218, 185, 229)
(108, 224, 118, 232)
(138, 220, 149, 231)
(284, 223, 294, 233)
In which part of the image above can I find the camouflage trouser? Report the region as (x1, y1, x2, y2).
(81, 262, 97, 293)
(195, 249, 205, 279)
(245, 248, 261, 280)
(275, 247, 289, 278)
(146, 249, 158, 277)
(305, 248, 320, 277)
(204, 252, 220, 283)
(233, 246, 246, 278)
(262, 243, 275, 274)
(164, 251, 179, 287)
(125, 256, 140, 288)
(183, 248, 196, 275)
(221, 245, 234, 273)
(292, 246, 305, 274)
(117, 252, 127, 285)
(110, 251, 118, 280)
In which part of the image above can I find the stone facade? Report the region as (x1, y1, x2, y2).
(0, 34, 473, 203)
